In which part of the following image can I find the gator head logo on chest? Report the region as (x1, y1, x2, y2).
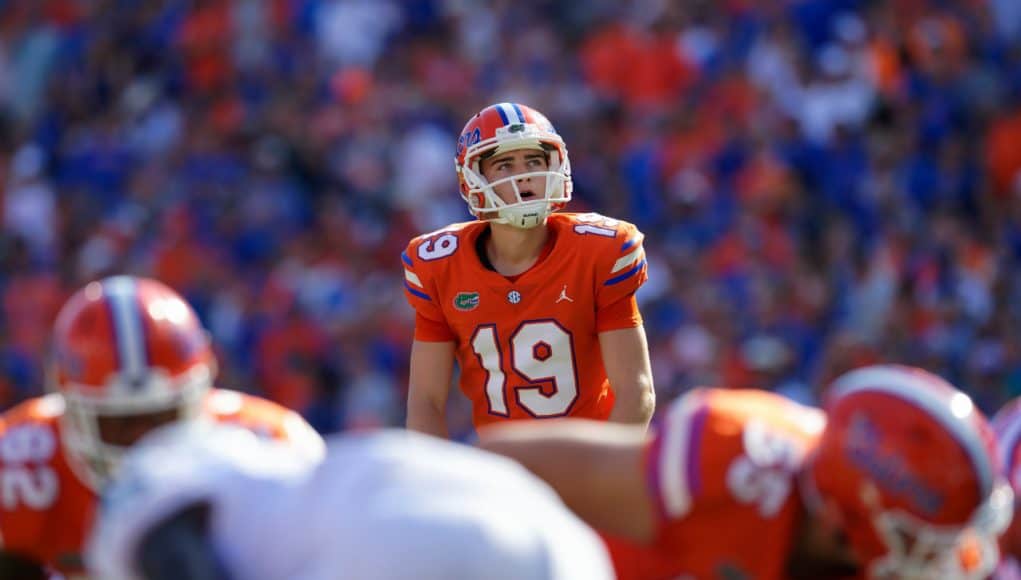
(453, 292, 480, 312)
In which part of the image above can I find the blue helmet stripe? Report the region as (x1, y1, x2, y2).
(103, 276, 148, 377)
(495, 104, 510, 124)
(510, 103, 526, 123)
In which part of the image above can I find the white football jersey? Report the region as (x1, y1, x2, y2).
(86, 425, 614, 580)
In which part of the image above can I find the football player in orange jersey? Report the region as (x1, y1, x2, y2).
(0, 276, 324, 579)
(403, 102, 655, 437)
(481, 365, 1011, 580)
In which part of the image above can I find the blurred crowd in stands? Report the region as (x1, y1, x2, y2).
(2, 0, 1021, 435)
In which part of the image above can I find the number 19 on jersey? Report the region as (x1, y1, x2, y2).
(470, 320, 579, 418)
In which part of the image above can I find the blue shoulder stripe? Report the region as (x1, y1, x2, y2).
(604, 259, 647, 286)
(621, 237, 640, 252)
(404, 281, 431, 301)
(401, 251, 413, 267)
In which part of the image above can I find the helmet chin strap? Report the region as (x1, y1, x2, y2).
(497, 201, 550, 229)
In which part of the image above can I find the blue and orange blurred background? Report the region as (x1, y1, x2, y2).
(2, 0, 1021, 435)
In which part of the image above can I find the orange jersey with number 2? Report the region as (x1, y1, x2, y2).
(0, 389, 323, 577)
(402, 212, 648, 428)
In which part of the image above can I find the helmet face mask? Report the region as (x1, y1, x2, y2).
(59, 365, 212, 489)
(866, 490, 1011, 580)
(805, 365, 1009, 579)
(456, 103, 572, 229)
(50, 276, 216, 489)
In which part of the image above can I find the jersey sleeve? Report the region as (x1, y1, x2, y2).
(596, 222, 648, 310)
(644, 390, 712, 522)
(414, 312, 456, 342)
(401, 243, 448, 324)
(647, 390, 823, 526)
(595, 294, 643, 333)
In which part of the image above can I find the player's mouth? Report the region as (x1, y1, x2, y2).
(519, 190, 537, 200)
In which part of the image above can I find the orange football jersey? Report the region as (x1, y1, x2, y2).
(613, 388, 825, 580)
(402, 212, 648, 427)
(0, 389, 322, 577)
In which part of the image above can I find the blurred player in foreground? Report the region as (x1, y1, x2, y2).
(481, 364, 1011, 579)
(86, 423, 614, 580)
(403, 102, 654, 437)
(991, 397, 1021, 579)
(0, 276, 323, 579)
